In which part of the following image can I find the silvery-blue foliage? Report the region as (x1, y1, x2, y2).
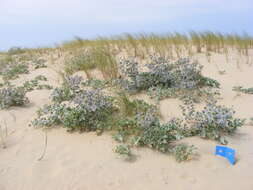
(118, 56, 217, 94)
(0, 87, 29, 109)
(33, 88, 114, 132)
(65, 75, 83, 91)
(119, 59, 139, 78)
(182, 101, 245, 144)
(51, 76, 83, 103)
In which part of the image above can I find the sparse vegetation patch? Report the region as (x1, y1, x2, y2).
(233, 86, 253, 94)
(0, 86, 29, 109)
(181, 101, 245, 144)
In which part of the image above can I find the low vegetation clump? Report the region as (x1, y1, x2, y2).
(33, 89, 114, 132)
(112, 94, 196, 161)
(82, 78, 111, 89)
(172, 144, 197, 162)
(32, 77, 196, 162)
(117, 56, 219, 103)
(33, 58, 47, 69)
(33, 77, 115, 133)
(0, 86, 29, 109)
(64, 46, 118, 79)
(233, 86, 253, 94)
(22, 75, 52, 92)
(50, 76, 83, 103)
(181, 101, 245, 144)
(0, 62, 29, 81)
(115, 144, 131, 157)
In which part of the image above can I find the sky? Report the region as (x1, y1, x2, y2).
(0, 0, 252, 50)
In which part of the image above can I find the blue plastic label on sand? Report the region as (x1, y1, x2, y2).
(215, 146, 235, 165)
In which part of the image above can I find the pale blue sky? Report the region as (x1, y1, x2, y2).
(0, 0, 252, 50)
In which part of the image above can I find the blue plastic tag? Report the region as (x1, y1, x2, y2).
(215, 146, 235, 165)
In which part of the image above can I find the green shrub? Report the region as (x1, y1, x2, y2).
(136, 119, 185, 153)
(172, 144, 197, 162)
(115, 144, 131, 157)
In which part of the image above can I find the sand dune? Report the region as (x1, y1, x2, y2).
(0, 50, 253, 190)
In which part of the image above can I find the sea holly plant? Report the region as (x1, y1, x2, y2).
(51, 76, 83, 103)
(33, 84, 196, 162)
(33, 88, 115, 133)
(0, 86, 29, 109)
(181, 101, 245, 144)
(117, 56, 220, 102)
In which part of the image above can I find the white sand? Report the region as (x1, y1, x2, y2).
(0, 52, 253, 190)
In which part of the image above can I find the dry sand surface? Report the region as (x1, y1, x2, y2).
(1, 52, 253, 190)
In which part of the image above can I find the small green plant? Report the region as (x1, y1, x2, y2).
(135, 118, 185, 153)
(172, 144, 197, 162)
(22, 75, 52, 92)
(34, 75, 47, 81)
(22, 75, 48, 91)
(33, 58, 47, 69)
(82, 78, 110, 89)
(233, 86, 253, 94)
(0, 86, 29, 109)
(0, 121, 8, 149)
(147, 87, 177, 101)
(22, 80, 39, 92)
(115, 144, 131, 157)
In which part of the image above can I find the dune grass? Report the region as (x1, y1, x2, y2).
(60, 31, 253, 59)
(64, 45, 118, 79)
